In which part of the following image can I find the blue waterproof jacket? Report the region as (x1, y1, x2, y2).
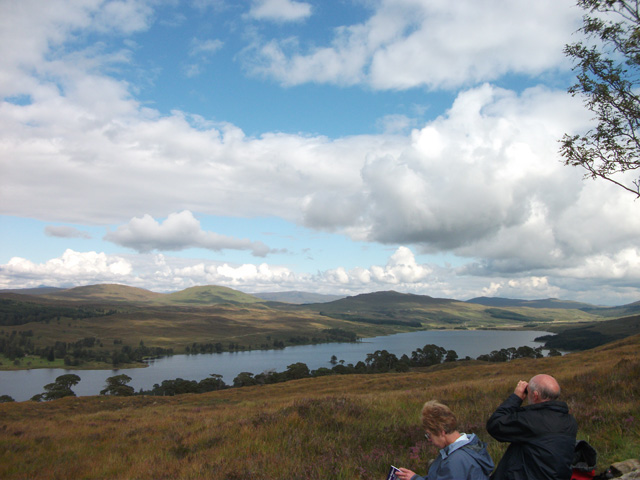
(410, 433, 494, 480)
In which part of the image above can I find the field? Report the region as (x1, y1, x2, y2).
(1, 334, 638, 479)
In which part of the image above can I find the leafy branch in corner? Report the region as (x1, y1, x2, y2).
(561, 0, 640, 197)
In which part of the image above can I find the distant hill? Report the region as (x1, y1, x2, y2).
(535, 314, 640, 350)
(321, 290, 455, 309)
(252, 291, 344, 304)
(0, 287, 65, 296)
(42, 284, 162, 303)
(23, 284, 262, 306)
(578, 300, 640, 318)
(466, 296, 597, 309)
(161, 285, 263, 305)
(299, 290, 469, 328)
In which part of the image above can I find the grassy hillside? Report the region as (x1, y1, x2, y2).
(41, 284, 262, 306)
(298, 290, 600, 328)
(580, 300, 640, 318)
(0, 299, 373, 370)
(467, 296, 597, 309)
(1, 335, 638, 479)
(160, 285, 264, 305)
(43, 284, 162, 303)
(535, 314, 640, 350)
(251, 291, 344, 304)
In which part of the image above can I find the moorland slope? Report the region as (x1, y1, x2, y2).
(1, 334, 638, 479)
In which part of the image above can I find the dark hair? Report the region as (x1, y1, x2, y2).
(421, 400, 458, 435)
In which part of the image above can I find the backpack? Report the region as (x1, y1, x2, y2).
(571, 440, 597, 480)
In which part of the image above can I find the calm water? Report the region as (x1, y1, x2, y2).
(0, 329, 550, 401)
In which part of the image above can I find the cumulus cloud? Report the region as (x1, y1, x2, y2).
(104, 211, 276, 257)
(3, 44, 640, 285)
(1, 249, 132, 287)
(242, 0, 580, 89)
(248, 0, 312, 23)
(0, 247, 434, 293)
(45, 225, 92, 239)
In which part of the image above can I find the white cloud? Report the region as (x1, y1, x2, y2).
(1, 249, 132, 288)
(104, 211, 275, 257)
(0, 247, 432, 293)
(185, 38, 224, 77)
(243, 0, 580, 89)
(190, 38, 224, 56)
(0, 0, 153, 97)
(376, 114, 416, 134)
(248, 0, 312, 23)
(3, 51, 640, 286)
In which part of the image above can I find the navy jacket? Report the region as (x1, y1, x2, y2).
(486, 394, 578, 480)
(410, 433, 494, 480)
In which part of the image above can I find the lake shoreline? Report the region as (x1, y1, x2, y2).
(0, 329, 552, 401)
(0, 326, 543, 372)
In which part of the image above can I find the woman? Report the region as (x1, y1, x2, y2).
(395, 400, 494, 480)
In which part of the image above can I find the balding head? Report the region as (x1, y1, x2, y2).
(528, 374, 561, 403)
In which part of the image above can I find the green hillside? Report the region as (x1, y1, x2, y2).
(160, 285, 263, 305)
(251, 291, 344, 304)
(296, 290, 600, 328)
(467, 296, 597, 309)
(43, 284, 162, 303)
(580, 300, 640, 318)
(535, 314, 640, 350)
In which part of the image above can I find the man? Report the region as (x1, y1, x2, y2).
(486, 374, 578, 480)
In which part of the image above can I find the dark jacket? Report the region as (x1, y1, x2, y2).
(486, 393, 578, 480)
(410, 433, 494, 480)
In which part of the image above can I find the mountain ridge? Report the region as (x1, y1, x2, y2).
(466, 296, 597, 309)
(4, 284, 638, 310)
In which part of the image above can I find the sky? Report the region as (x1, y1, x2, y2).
(1, 0, 639, 306)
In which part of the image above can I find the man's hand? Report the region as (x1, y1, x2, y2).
(514, 380, 529, 400)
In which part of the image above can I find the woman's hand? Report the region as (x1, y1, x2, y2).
(395, 467, 417, 480)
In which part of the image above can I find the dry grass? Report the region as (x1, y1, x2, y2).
(1, 335, 638, 479)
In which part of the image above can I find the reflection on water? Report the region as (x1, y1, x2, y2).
(0, 329, 550, 401)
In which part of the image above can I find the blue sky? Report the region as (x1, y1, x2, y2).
(1, 0, 640, 305)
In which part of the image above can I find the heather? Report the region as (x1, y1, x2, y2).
(1, 335, 638, 479)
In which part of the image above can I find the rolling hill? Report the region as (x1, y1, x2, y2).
(251, 291, 344, 304)
(41, 284, 162, 303)
(535, 314, 640, 350)
(466, 296, 597, 309)
(0, 286, 65, 296)
(294, 290, 601, 329)
(160, 285, 263, 305)
(578, 300, 640, 318)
